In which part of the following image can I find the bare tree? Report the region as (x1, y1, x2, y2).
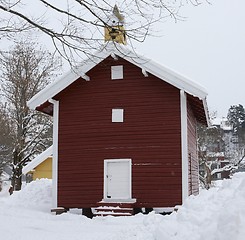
(0, 41, 60, 191)
(0, 0, 207, 65)
(198, 123, 225, 189)
(0, 103, 14, 191)
(198, 114, 245, 189)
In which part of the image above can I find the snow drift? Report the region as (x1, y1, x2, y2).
(0, 174, 245, 240)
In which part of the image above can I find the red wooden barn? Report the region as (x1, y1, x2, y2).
(28, 42, 208, 216)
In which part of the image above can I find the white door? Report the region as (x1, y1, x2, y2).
(104, 159, 131, 200)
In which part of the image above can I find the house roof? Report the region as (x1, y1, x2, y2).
(28, 42, 209, 125)
(22, 145, 53, 175)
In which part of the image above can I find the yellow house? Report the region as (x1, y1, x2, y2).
(22, 146, 53, 180)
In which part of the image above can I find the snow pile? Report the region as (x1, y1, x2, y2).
(155, 173, 245, 240)
(0, 174, 245, 240)
(6, 178, 52, 212)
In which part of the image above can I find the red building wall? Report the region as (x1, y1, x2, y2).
(187, 101, 199, 196)
(55, 56, 183, 208)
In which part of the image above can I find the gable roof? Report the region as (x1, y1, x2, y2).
(28, 43, 207, 106)
(22, 145, 53, 175)
(28, 42, 209, 125)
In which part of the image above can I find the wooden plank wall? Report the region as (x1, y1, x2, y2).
(187, 100, 199, 196)
(55, 56, 183, 208)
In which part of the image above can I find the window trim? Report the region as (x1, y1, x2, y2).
(111, 65, 124, 80)
(112, 108, 124, 122)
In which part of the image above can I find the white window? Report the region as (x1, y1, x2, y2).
(112, 109, 124, 122)
(111, 65, 123, 80)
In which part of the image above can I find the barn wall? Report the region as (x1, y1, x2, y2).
(55, 56, 182, 208)
(187, 101, 199, 196)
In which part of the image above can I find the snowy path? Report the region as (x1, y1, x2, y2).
(1, 173, 245, 240)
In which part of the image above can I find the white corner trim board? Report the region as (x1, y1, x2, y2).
(180, 90, 188, 203)
(48, 98, 59, 209)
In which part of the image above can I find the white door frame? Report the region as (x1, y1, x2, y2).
(103, 158, 132, 200)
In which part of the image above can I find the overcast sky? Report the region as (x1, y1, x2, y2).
(2, 0, 243, 118)
(133, 0, 245, 118)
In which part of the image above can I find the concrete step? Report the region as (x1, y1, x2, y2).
(94, 202, 135, 217)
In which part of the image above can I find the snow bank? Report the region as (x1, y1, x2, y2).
(0, 174, 245, 240)
(155, 173, 245, 240)
(5, 178, 52, 212)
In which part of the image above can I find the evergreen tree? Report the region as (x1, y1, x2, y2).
(227, 104, 245, 145)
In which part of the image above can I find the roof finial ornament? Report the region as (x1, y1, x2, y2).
(104, 5, 126, 45)
(112, 4, 124, 23)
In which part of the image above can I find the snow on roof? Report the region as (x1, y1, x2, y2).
(28, 42, 208, 110)
(22, 146, 53, 175)
(211, 117, 222, 126)
(211, 117, 233, 131)
(207, 152, 225, 157)
(222, 125, 233, 131)
(221, 120, 233, 131)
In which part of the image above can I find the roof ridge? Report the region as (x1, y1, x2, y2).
(28, 43, 208, 110)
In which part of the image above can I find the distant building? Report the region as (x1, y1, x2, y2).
(22, 146, 52, 181)
(212, 117, 239, 160)
(203, 117, 238, 180)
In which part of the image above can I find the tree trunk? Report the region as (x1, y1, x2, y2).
(15, 166, 22, 191)
(0, 168, 2, 191)
(204, 163, 212, 189)
(11, 149, 23, 191)
(11, 166, 23, 191)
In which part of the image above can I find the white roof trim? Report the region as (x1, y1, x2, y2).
(202, 98, 210, 127)
(22, 145, 53, 175)
(28, 42, 207, 110)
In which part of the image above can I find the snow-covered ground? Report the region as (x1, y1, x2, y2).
(1, 174, 245, 240)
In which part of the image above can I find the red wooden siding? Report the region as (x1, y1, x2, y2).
(187, 100, 199, 196)
(55, 56, 182, 208)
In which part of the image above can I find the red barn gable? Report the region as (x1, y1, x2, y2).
(28, 43, 209, 215)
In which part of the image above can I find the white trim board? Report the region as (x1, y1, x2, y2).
(180, 90, 189, 203)
(49, 98, 59, 209)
